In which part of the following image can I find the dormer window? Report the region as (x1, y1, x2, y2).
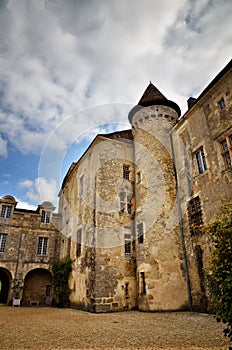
(41, 210, 51, 223)
(1, 205, 12, 219)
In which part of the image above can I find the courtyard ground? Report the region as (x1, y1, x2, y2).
(0, 305, 230, 350)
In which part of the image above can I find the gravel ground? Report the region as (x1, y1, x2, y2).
(0, 306, 230, 350)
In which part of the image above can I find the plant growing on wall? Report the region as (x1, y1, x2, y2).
(205, 202, 232, 343)
(12, 279, 24, 298)
(51, 256, 72, 307)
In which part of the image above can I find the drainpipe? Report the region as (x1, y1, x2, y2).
(170, 129, 193, 311)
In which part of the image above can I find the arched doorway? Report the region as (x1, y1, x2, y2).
(0, 268, 12, 304)
(22, 268, 53, 306)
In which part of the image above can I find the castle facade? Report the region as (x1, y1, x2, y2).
(0, 59, 231, 311)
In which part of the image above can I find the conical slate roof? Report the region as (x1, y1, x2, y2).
(128, 82, 181, 123)
(138, 82, 167, 106)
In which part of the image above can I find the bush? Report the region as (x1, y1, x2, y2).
(206, 203, 232, 342)
(51, 256, 72, 307)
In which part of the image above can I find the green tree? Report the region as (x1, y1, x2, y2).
(206, 203, 232, 343)
(51, 256, 72, 307)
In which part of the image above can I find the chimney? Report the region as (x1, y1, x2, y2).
(187, 97, 197, 110)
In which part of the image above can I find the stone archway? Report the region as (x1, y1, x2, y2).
(22, 268, 53, 306)
(0, 268, 12, 304)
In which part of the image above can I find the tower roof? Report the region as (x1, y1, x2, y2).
(128, 82, 181, 123)
(138, 82, 167, 106)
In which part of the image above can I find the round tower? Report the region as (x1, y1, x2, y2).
(128, 83, 189, 311)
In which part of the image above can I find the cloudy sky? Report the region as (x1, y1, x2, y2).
(0, 0, 231, 210)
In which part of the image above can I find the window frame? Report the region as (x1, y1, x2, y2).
(187, 196, 203, 235)
(37, 236, 49, 256)
(220, 135, 232, 169)
(0, 233, 7, 253)
(79, 175, 84, 196)
(123, 165, 130, 180)
(41, 210, 51, 224)
(76, 229, 82, 258)
(1, 205, 12, 219)
(119, 192, 132, 214)
(124, 234, 131, 256)
(195, 147, 207, 174)
(218, 97, 226, 111)
(137, 222, 144, 244)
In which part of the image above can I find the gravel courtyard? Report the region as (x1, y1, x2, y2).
(0, 306, 230, 350)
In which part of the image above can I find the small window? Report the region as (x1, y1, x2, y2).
(41, 210, 51, 223)
(37, 237, 48, 256)
(137, 171, 141, 183)
(195, 147, 207, 174)
(218, 97, 226, 110)
(120, 192, 132, 214)
(0, 234, 7, 253)
(140, 272, 146, 295)
(187, 196, 203, 235)
(221, 135, 232, 168)
(123, 165, 130, 180)
(124, 234, 131, 256)
(79, 175, 84, 195)
(67, 236, 71, 257)
(76, 229, 82, 258)
(137, 223, 144, 244)
(1, 205, 12, 219)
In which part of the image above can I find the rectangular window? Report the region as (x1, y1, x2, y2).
(187, 196, 203, 235)
(80, 175, 84, 195)
(221, 135, 232, 168)
(76, 229, 82, 258)
(0, 234, 7, 253)
(218, 97, 226, 110)
(140, 272, 146, 295)
(123, 165, 130, 180)
(137, 171, 141, 183)
(195, 147, 207, 174)
(120, 192, 132, 214)
(124, 234, 131, 256)
(1, 205, 12, 219)
(41, 210, 51, 223)
(137, 223, 144, 244)
(37, 237, 48, 256)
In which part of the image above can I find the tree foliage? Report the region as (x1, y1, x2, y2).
(51, 256, 72, 307)
(206, 203, 232, 342)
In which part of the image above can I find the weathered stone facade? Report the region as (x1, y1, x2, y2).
(1, 59, 231, 312)
(0, 196, 61, 305)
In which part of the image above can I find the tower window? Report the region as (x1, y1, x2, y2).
(120, 192, 132, 214)
(140, 272, 146, 295)
(123, 165, 130, 180)
(220, 135, 232, 168)
(0, 234, 7, 253)
(1, 205, 12, 219)
(41, 210, 51, 223)
(137, 223, 144, 244)
(76, 229, 82, 258)
(79, 175, 84, 196)
(187, 196, 203, 235)
(218, 97, 226, 110)
(37, 237, 48, 256)
(195, 147, 207, 174)
(124, 234, 131, 256)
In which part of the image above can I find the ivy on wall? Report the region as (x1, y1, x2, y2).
(51, 256, 72, 307)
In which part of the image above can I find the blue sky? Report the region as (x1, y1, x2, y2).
(0, 0, 232, 210)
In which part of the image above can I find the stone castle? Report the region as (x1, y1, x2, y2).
(0, 59, 231, 312)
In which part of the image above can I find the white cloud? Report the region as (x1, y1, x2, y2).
(15, 198, 37, 211)
(0, 134, 7, 157)
(18, 177, 58, 205)
(0, 0, 231, 158)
